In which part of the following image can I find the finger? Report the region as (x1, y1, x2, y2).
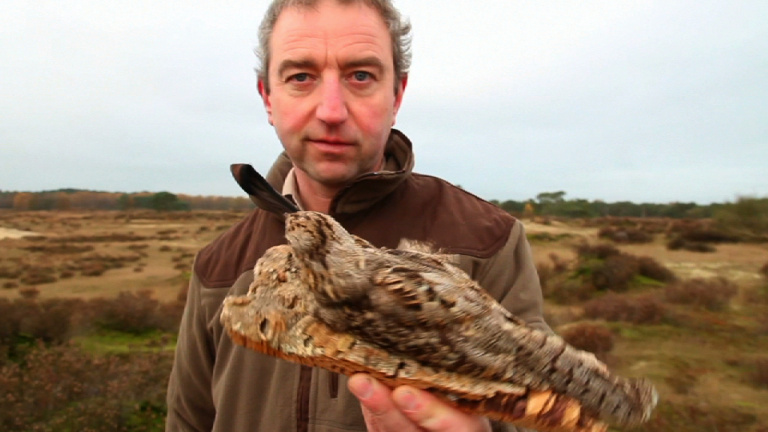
(348, 374, 421, 432)
(392, 386, 491, 432)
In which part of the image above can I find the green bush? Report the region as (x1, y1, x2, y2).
(714, 196, 768, 241)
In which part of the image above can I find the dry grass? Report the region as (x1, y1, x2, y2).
(0, 210, 225, 302)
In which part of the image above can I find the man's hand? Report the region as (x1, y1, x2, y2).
(348, 374, 492, 432)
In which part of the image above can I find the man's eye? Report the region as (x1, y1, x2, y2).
(288, 73, 310, 83)
(352, 71, 372, 82)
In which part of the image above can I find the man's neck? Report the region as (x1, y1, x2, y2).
(292, 170, 339, 214)
(290, 155, 386, 214)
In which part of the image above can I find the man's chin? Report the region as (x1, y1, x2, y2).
(306, 168, 359, 188)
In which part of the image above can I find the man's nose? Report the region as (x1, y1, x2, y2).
(316, 77, 348, 125)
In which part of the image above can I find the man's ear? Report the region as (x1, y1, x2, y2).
(392, 74, 408, 125)
(258, 79, 273, 125)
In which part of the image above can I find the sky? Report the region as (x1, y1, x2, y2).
(2, 1, 766, 204)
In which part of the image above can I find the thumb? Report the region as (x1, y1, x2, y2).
(391, 386, 491, 432)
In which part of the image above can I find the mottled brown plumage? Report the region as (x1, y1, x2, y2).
(221, 211, 657, 431)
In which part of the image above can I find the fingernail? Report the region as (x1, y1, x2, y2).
(351, 376, 373, 400)
(396, 389, 419, 412)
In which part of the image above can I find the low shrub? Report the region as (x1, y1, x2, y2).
(590, 254, 639, 292)
(536, 254, 570, 295)
(22, 243, 94, 254)
(81, 262, 107, 276)
(548, 253, 569, 273)
(50, 233, 149, 243)
(18, 286, 40, 299)
(753, 357, 768, 389)
(597, 226, 653, 243)
(677, 227, 739, 243)
(543, 278, 596, 305)
(664, 277, 738, 311)
(583, 293, 667, 325)
(155, 301, 186, 333)
(666, 236, 717, 253)
(72, 253, 142, 277)
(574, 243, 621, 260)
(20, 266, 57, 285)
(89, 290, 161, 334)
(0, 292, 184, 365)
(0, 266, 22, 279)
(714, 196, 768, 241)
(19, 298, 82, 345)
(636, 256, 677, 283)
(0, 342, 171, 431)
(560, 323, 615, 359)
(577, 243, 675, 290)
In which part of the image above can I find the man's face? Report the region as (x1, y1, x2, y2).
(259, 0, 406, 190)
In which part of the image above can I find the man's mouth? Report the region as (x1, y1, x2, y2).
(309, 137, 353, 146)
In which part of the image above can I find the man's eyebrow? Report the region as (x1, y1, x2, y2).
(276, 56, 386, 77)
(277, 59, 318, 77)
(343, 57, 385, 71)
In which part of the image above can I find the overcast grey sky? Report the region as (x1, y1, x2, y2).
(2, 1, 766, 204)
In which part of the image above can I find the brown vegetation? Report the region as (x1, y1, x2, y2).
(2, 209, 768, 430)
(559, 323, 615, 360)
(583, 293, 667, 325)
(598, 226, 653, 243)
(664, 277, 738, 311)
(0, 342, 172, 431)
(542, 243, 676, 304)
(0, 288, 183, 430)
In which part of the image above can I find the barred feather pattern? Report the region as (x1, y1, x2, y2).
(221, 211, 657, 430)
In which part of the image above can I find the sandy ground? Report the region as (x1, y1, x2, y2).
(0, 227, 38, 239)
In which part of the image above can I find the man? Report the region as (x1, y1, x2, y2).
(166, 1, 548, 431)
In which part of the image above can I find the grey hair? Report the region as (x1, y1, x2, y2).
(256, 0, 412, 94)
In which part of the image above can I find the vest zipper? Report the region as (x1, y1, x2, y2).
(297, 365, 312, 432)
(328, 371, 339, 399)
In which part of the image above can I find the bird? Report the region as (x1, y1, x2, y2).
(221, 211, 657, 432)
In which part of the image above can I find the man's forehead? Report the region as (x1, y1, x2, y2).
(271, 1, 389, 46)
(270, 1, 393, 68)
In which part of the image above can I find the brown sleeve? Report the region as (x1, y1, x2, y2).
(470, 221, 551, 432)
(165, 267, 217, 431)
(473, 221, 550, 333)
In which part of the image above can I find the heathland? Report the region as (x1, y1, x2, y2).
(1, 204, 767, 431)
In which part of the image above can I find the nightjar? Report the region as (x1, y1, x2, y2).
(221, 211, 657, 431)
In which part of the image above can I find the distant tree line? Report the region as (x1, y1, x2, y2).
(489, 191, 730, 219)
(488, 191, 768, 240)
(1, 190, 765, 229)
(0, 189, 254, 212)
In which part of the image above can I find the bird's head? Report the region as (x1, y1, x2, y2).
(284, 211, 346, 256)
